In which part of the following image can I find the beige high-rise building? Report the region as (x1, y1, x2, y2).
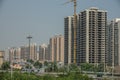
(107, 18, 120, 66)
(14, 48, 21, 62)
(20, 43, 37, 61)
(50, 35, 64, 62)
(30, 43, 37, 61)
(39, 44, 49, 62)
(20, 46, 28, 60)
(36, 52, 39, 61)
(0, 51, 4, 67)
(9, 48, 21, 62)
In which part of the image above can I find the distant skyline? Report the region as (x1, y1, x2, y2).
(0, 0, 120, 50)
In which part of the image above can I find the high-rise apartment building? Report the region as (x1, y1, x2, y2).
(36, 51, 39, 61)
(77, 7, 107, 65)
(20, 46, 28, 60)
(47, 44, 51, 61)
(64, 16, 74, 64)
(4, 49, 9, 61)
(39, 44, 49, 62)
(14, 48, 21, 62)
(107, 18, 120, 66)
(20, 43, 37, 61)
(30, 43, 37, 61)
(0, 51, 5, 67)
(64, 15, 79, 65)
(64, 7, 107, 65)
(9, 48, 21, 62)
(50, 35, 64, 62)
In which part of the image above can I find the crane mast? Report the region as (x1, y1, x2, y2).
(64, 0, 77, 64)
(73, 0, 77, 64)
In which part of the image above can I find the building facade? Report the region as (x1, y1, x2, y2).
(77, 7, 107, 65)
(20, 46, 28, 60)
(20, 43, 37, 61)
(30, 43, 37, 61)
(64, 7, 107, 65)
(64, 16, 74, 64)
(107, 18, 120, 66)
(9, 48, 21, 63)
(50, 35, 64, 62)
(39, 44, 49, 62)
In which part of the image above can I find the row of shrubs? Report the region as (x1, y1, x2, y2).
(0, 72, 93, 80)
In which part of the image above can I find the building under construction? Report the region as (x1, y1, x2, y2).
(64, 7, 107, 65)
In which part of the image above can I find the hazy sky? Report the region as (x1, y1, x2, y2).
(0, 0, 120, 50)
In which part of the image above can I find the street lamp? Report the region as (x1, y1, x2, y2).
(27, 35, 32, 76)
(10, 48, 14, 80)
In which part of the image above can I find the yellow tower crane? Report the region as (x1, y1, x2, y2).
(64, 0, 77, 64)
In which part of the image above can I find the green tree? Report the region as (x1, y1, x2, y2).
(34, 61, 42, 68)
(49, 62, 58, 72)
(64, 72, 93, 80)
(43, 75, 55, 80)
(44, 61, 48, 66)
(44, 61, 51, 72)
(25, 64, 32, 69)
(27, 59, 34, 64)
(1, 61, 10, 70)
(81, 63, 96, 71)
(53, 62, 58, 72)
(0, 71, 94, 80)
(69, 63, 79, 72)
(97, 63, 104, 72)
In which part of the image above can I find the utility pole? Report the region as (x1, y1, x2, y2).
(27, 35, 32, 76)
(10, 48, 14, 80)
